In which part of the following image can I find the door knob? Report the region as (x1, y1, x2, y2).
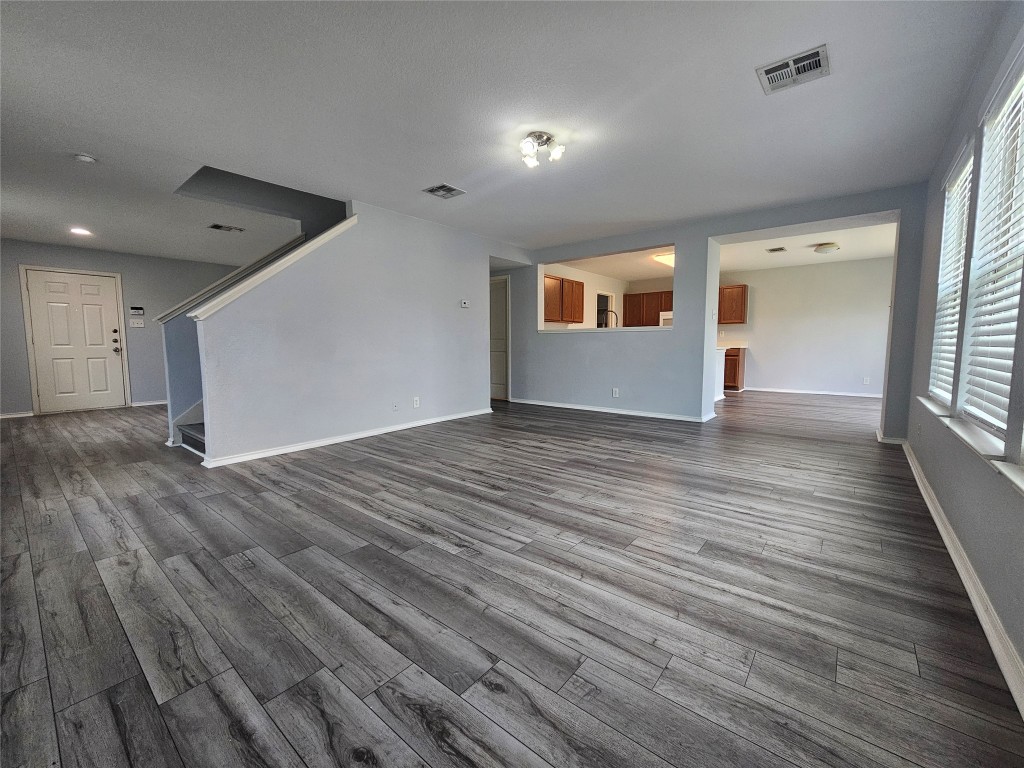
(112, 347, 121, 355)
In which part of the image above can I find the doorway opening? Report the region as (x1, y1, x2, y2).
(708, 211, 899, 436)
(489, 275, 510, 401)
(596, 293, 617, 328)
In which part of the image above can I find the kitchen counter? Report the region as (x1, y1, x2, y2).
(717, 340, 748, 349)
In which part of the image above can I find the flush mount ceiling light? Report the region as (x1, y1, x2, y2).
(520, 131, 566, 168)
(653, 253, 675, 267)
(69, 227, 93, 236)
(72, 153, 97, 164)
(813, 242, 840, 254)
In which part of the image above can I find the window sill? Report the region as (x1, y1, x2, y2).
(919, 396, 1005, 459)
(993, 461, 1024, 498)
(919, 395, 952, 417)
(916, 396, 1024, 495)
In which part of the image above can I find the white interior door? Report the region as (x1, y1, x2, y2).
(24, 269, 127, 413)
(489, 277, 509, 400)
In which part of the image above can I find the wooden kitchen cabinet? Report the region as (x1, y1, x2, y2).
(724, 347, 745, 390)
(719, 284, 748, 324)
(623, 293, 643, 327)
(641, 293, 663, 326)
(624, 290, 673, 326)
(562, 278, 584, 324)
(544, 275, 584, 323)
(544, 276, 563, 322)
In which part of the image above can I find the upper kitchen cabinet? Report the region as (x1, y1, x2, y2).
(544, 275, 584, 323)
(624, 290, 673, 327)
(719, 284, 748, 324)
(544, 275, 563, 322)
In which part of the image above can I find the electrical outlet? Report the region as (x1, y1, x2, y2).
(392, 402, 399, 412)
(413, 396, 420, 408)
(719, 330, 725, 337)
(129, 319, 145, 328)
(612, 388, 620, 398)
(863, 377, 870, 385)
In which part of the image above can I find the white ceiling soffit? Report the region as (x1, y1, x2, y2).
(719, 221, 899, 272)
(557, 246, 675, 282)
(1, 139, 302, 265)
(0, 1, 1004, 258)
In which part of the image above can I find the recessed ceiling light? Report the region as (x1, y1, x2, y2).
(72, 153, 97, 164)
(813, 242, 840, 254)
(70, 227, 93, 236)
(653, 253, 675, 267)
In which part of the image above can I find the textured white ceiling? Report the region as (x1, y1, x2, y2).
(0, 1, 1004, 261)
(1, 139, 302, 265)
(558, 246, 675, 282)
(719, 222, 898, 272)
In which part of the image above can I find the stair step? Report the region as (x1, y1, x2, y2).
(178, 423, 205, 439)
(178, 423, 205, 454)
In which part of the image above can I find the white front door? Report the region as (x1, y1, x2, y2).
(24, 268, 127, 413)
(489, 277, 509, 400)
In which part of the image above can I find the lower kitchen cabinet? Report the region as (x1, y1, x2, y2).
(724, 348, 745, 390)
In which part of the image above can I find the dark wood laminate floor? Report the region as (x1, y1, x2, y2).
(2, 392, 1022, 768)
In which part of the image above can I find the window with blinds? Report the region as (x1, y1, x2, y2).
(963, 73, 1024, 434)
(929, 160, 973, 405)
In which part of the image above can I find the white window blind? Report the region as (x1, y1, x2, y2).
(963, 73, 1024, 433)
(929, 160, 973, 405)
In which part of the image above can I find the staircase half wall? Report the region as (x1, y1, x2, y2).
(190, 201, 528, 465)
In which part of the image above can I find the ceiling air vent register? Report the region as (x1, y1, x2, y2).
(208, 223, 246, 232)
(423, 184, 466, 200)
(766, 246, 787, 253)
(757, 45, 830, 95)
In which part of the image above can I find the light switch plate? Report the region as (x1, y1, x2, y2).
(129, 319, 145, 328)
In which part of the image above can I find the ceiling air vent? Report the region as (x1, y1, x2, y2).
(757, 44, 830, 95)
(423, 184, 466, 200)
(766, 246, 787, 253)
(208, 223, 246, 232)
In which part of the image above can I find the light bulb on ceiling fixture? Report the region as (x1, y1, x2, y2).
(70, 227, 93, 236)
(813, 242, 840, 254)
(519, 131, 564, 168)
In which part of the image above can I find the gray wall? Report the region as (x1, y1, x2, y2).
(1, 239, 233, 413)
(908, 6, 1024, 658)
(162, 313, 203, 426)
(197, 201, 529, 461)
(515, 184, 926, 432)
(720, 257, 894, 396)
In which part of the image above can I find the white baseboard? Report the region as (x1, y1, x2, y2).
(904, 443, 1024, 716)
(509, 398, 708, 422)
(201, 408, 492, 468)
(0, 412, 33, 419)
(744, 387, 883, 398)
(876, 428, 906, 445)
(131, 400, 167, 407)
